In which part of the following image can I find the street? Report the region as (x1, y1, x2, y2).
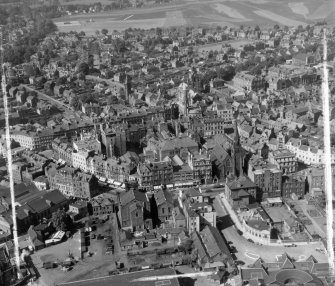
(213, 196, 328, 264)
(21, 84, 72, 111)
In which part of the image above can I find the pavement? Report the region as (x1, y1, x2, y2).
(213, 196, 328, 265)
(32, 218, 120, 286)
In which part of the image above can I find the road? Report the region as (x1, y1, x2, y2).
(21, 84, 72, 111)
(213, 196, 328, 264)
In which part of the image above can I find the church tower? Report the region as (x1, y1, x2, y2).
(125, 74, 132, 102)
(232, 120, 243, 178)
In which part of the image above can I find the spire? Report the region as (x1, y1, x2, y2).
(234, 119, 240, 147)
(232, 119, 243, 178)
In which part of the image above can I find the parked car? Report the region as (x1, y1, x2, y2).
(91, 234, 96, 239)
(247, 239, 254, 243)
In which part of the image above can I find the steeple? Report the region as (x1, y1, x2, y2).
(232, 119, 243, 178)
(233, 119, 240, 147)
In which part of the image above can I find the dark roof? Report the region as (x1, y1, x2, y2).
(120, 189, 148, 206)
(227, 176, 256, 190)
(28, 197, 50, 213)
(200, 225, 231, 259)
(43, 190, 67, 205)
(154, 189, 174, 206)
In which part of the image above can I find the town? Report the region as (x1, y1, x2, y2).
(0, 1, 335, 286)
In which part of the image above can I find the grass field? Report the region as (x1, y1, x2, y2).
(54, 0, 334, 34)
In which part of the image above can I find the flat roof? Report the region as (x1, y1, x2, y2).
(57, 268, 180, 286)
(264, 205, 292, 223)
(265, 197, 282, 204)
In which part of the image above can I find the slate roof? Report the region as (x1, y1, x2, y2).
(120, 189, 148, 206)
(154, 189, 174, 206)
(200, 225, 231, 259)
(227, 176, 256, 190)
(43, 190, 67, 205)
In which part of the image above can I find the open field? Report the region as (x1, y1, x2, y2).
(54, 0, 335, 34)
(288, 2, 309, 17)
(213, 3, 248, 20)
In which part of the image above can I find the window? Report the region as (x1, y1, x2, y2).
(162, 208, 165, 214)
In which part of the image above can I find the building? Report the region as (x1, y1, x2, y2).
(268, 149, 297, 174)
(101, 126, 127, 157)
(33, 175, 49, 191)
(72, 149, 95, 172)
(137, 161, 173, 189)
(1, 129, 54, 150)
(144, 136, 199, 162)
(213, 102, 234, 124)
(172, 206, 186, 229)
(210, 144, 233, 181)
(82, 102, 101, 116)
(119, 188, 151, 231)
(45, 163, 98, 199)
(191, 225, 233, 270)
(0, 189, 68, 235)
(154, 188, 174, 224)
(69, 201, 88, 220)
(0, 244, 16, 286)
(203, 117, 227, 138)
(225, 176, 257, 209)
(188, 150, 212, 184)
(306, 167, 335, 196)
(241, 254, 331, 286)
(52, 138, 73, 165)
(178, 188, 217, 233)
(90, 193, 115, 217)
(248, 155, 282, 200)
(282, 175, 306, 199)
(285, 139, 335, 165)
(233, 71, 267, 92)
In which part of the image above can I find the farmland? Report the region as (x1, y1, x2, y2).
(54, 0, 335, 35)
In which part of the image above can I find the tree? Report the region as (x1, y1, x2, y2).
(51, 209, 73, 232)
(23, 64, 35, 77)
(70, 94, 81, 110)
(53, 69, 60, 79)
(101, 28, 108, 35)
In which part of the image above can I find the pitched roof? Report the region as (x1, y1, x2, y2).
(154, 189, 174, 206)
(200, 225, 231, 259)
(43, 190, 67, 205)
(120, 189, 148, 206)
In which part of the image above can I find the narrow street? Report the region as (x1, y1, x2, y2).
(21, 84, 72, 111)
